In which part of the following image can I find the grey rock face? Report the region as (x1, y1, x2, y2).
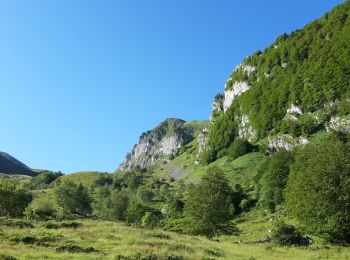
(267, 135, 309, 152)
(238, 115, 256, 141)
(224, 81, 251, 112)
(326, 116, 350, 133)
(117, 118, 205, 172)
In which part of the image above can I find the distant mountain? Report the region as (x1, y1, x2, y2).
(0, 152, 37, 177)
(117, 118, 209, 171)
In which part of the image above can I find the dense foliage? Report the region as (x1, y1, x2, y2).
(286, 138, 350, 242)
(53, 180, 92, 216)
(270, 221, 303, 246)
(258, 150, 294, 211)
(183, 167, 236, 239)
(0, 179, 32, 217)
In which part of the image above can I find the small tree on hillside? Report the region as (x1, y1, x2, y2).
(0, 179, 32, 217)
(54, 180, 92, 216)
(258, 149, 294, 211)
(183, 167, 236, 239)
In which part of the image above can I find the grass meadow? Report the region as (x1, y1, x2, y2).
(0, 217, 349, 260)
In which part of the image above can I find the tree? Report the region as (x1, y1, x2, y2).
(226, 139, 254, 160)
(285, 139, 350, 242)
(92, 187, 129, 220)
(0, 179, 32, 217)
(271, 221, 303, 246)
(125, 198, 147, 225)
(183, 167, 236, 239)
(258, 150, 294, 211)
(54, 180, 92, 216)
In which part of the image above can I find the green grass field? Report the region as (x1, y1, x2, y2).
(56, 171, 108, 186)
(1, 216, 349, 260)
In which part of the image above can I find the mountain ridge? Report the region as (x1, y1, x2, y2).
(0, 151, 37, 177)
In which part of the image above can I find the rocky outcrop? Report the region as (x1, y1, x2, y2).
(238, 115, 256, 141)
(195, 128, 209, 165)
(326, 116, 350, 133)
(268, 135, 309, 152)
(117, 118, 208, 172)
(224, 81, 250, 112)
(287, 104, 303, 115)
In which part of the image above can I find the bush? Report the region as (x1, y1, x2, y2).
(25, 194, 57, 219)
(0, 254, 17, 260)
(44, 221, 81, 229)
(270, 221, 302, 246)
(141, 211, 162, 228)
(114, 253, 183, 260)
(53, 180, 91, 216)
(0, 179, 32, 217)
(92, 187, 129, 221)
(0, 218, 33, 229)
(226, 139, 254, 160)
(55, 241, 96, 253)
(125, 199, 147, 225)
(8, 232, 61, 246)
(145, 232, 171, 240)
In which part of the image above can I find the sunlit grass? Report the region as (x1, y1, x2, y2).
(1, 218, 349, 259)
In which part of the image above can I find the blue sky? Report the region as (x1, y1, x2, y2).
(0, 0, 345, 173)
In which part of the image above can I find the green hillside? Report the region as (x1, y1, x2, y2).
(1, 2, 350, 259)
(203, 1, 350, 163)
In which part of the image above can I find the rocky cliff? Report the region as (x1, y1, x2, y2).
(117, 118, 208, 171)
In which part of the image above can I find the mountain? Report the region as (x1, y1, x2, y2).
(118, 1, 350, 178)
(117, 118, 209, 171)
(0, 152, 37, 177)
(201, 1, 350, 163)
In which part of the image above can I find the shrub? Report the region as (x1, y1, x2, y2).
(55, 241, 96, 253)
(270, 221, 302, 246)
(44, 221, 81, 229)
(141, 211, 162, 228)
(53, 180, 91, 216)
(8, 232, 61, 246)
(125, 200, 147, 225)
(0, 254, 17, 260)
(226, 139, 254, 160)
(145, 232, 171, 240)
(92, 187, 129, 221)
(0, 218, 33, 229)
(25, 194, 57, 219)
(0, 179, 32, 217)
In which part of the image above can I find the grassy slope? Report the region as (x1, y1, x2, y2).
(184, 153, 266, 187)
(55, 172, 108, 187)
(0, 217, 349, 260)
(157, 150, 267, 190)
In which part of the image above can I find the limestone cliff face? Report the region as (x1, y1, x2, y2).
(117, 118, 208, 171)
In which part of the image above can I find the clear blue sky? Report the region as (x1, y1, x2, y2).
(0, 0, 345, 173)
